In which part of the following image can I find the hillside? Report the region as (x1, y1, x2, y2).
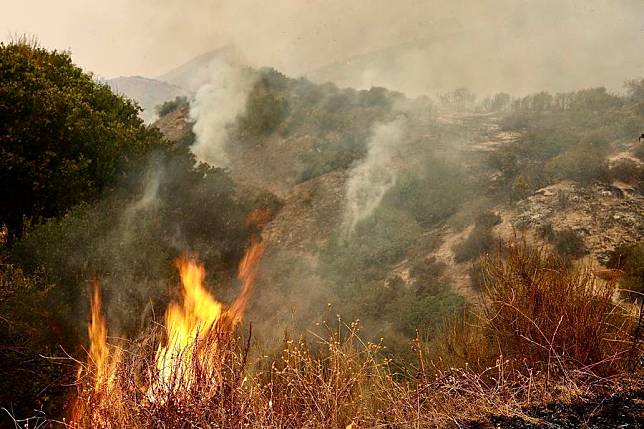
(155, 74, 644, 317)
(1, 42, 641, 428)
(107, 75, 188, 122)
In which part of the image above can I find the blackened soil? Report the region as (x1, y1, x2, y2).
(468, 385, 643, 428)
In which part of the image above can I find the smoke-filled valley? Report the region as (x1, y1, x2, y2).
(1, 3, 644, 428)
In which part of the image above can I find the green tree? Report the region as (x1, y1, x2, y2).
(0, 41, 167, 239)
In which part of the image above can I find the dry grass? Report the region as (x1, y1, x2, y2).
(66, 242, 642, 428)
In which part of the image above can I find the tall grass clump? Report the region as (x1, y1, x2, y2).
(67, 243, 641, 428)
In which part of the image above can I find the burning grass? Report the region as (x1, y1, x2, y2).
(66, 242, 642, 428)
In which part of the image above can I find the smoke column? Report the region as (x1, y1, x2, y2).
(342, 117, 404, 237)
(189, 57, 256, 167)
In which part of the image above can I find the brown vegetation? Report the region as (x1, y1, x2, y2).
(66, 242, 642, 428)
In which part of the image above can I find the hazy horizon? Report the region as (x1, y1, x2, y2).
(3, 0, 644, 96)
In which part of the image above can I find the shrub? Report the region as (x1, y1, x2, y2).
(609, 158, 642, 183)
(538, 222, 556, 242)
(0, 261, 73, 419)
(67, 242, 641, 428)
(553, 228, 587, 258)
(295, 137, 366, 183)
(238, 73, 289, 137)
(634, 143, 644, 162)
(476, 243, 638, 373)
(385, 161, 472, 228)
(155, 95, 188, 116)
(607, 241, 644, 300)
(0, 41, 167, 240)
(453, 211, 501, 263)
(545, 146, 609, 184)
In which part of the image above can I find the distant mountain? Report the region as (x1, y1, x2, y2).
(305, 31, 644, 97)
(107, 76, 188, 122)
(156, 46, 236, 92)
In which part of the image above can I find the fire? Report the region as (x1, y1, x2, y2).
(151, 238, 265, 399)
(70, 280, 119, 426)
(72, 210, 268, 420)
(88, 280, 111, 391)
(151, 256, 225, 395)
(85, 280, 120, 393)
(229, 236, 265, 323)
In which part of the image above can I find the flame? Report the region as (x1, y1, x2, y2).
(151, 237, 265, 399)
(88, 280, 111, 391)
(152, 256, 225, 394)
(70, 280, 119, 426)
(73, 208, 269, 414)
(229, 236, 265, 324)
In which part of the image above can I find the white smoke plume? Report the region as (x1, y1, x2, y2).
(189, 56, 256, 167)
(121, 166, 162, 239)
(342, 117, 405, 237)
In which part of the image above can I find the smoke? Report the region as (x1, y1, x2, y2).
(4, 1, 643, 97)
(342, 117, 405, 237)
(124, 169, 161, 220)
(189, 56, 256, 167)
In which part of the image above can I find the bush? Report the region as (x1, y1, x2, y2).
(634, 143, 644, 161)
(295, 137, 366, 183)
(453, 211, 501, 263)
(0, 41, 167, 240)
(238, 72, 289, 137)
(0, 262, 73, 419)
(538, 222, 556, 242)
(609, 158, 642, 183)
(385, 160, 472, 228)
(553, 228, 587, 258)
(155, 96, 188, 116)
(545, 145, 609, 184)
(607, 241, 644, 300)
(476, 243, 637, 372)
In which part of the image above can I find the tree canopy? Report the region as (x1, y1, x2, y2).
(0, 41, 168, 239)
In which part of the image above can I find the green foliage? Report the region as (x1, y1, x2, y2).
(545, 144, 609, 184)
(238, 70, 290, 137)
(453, 211, 500, 263)
(385, 159, 472, 227)
(439, 87, 476, 110)
(553, 229, 587, 258)
(156, 95, 188, 116)
(295, 136, 366, 182)
(322, 206, 422, 284)
(511, 87, 622, 113)
(538, 224, 587, 259)
(0, 261, 73, 419)
(480, 92, 511, 112)
(625, 78, 644, 103)
(0, 41, 167, 239)
(12, 146, 262, 325)
(392, 289, 466, 337)
(488, 150, 519, 179)
(494, 85, 643, 190)
(607, 241, 644, 300)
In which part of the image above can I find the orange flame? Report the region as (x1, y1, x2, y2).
(74, 208, 269, 411)
(229, 236, 265, 324)
(87, 280, 110, 391)
(70, 280, 118, 426)
(150, 238, 265, 399)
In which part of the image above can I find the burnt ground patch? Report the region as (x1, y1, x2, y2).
(466, 385, 643, 429)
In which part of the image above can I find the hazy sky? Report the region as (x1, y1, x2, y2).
(2, 0, 643, 95)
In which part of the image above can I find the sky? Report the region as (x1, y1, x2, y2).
(2, 0, 643, 96)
